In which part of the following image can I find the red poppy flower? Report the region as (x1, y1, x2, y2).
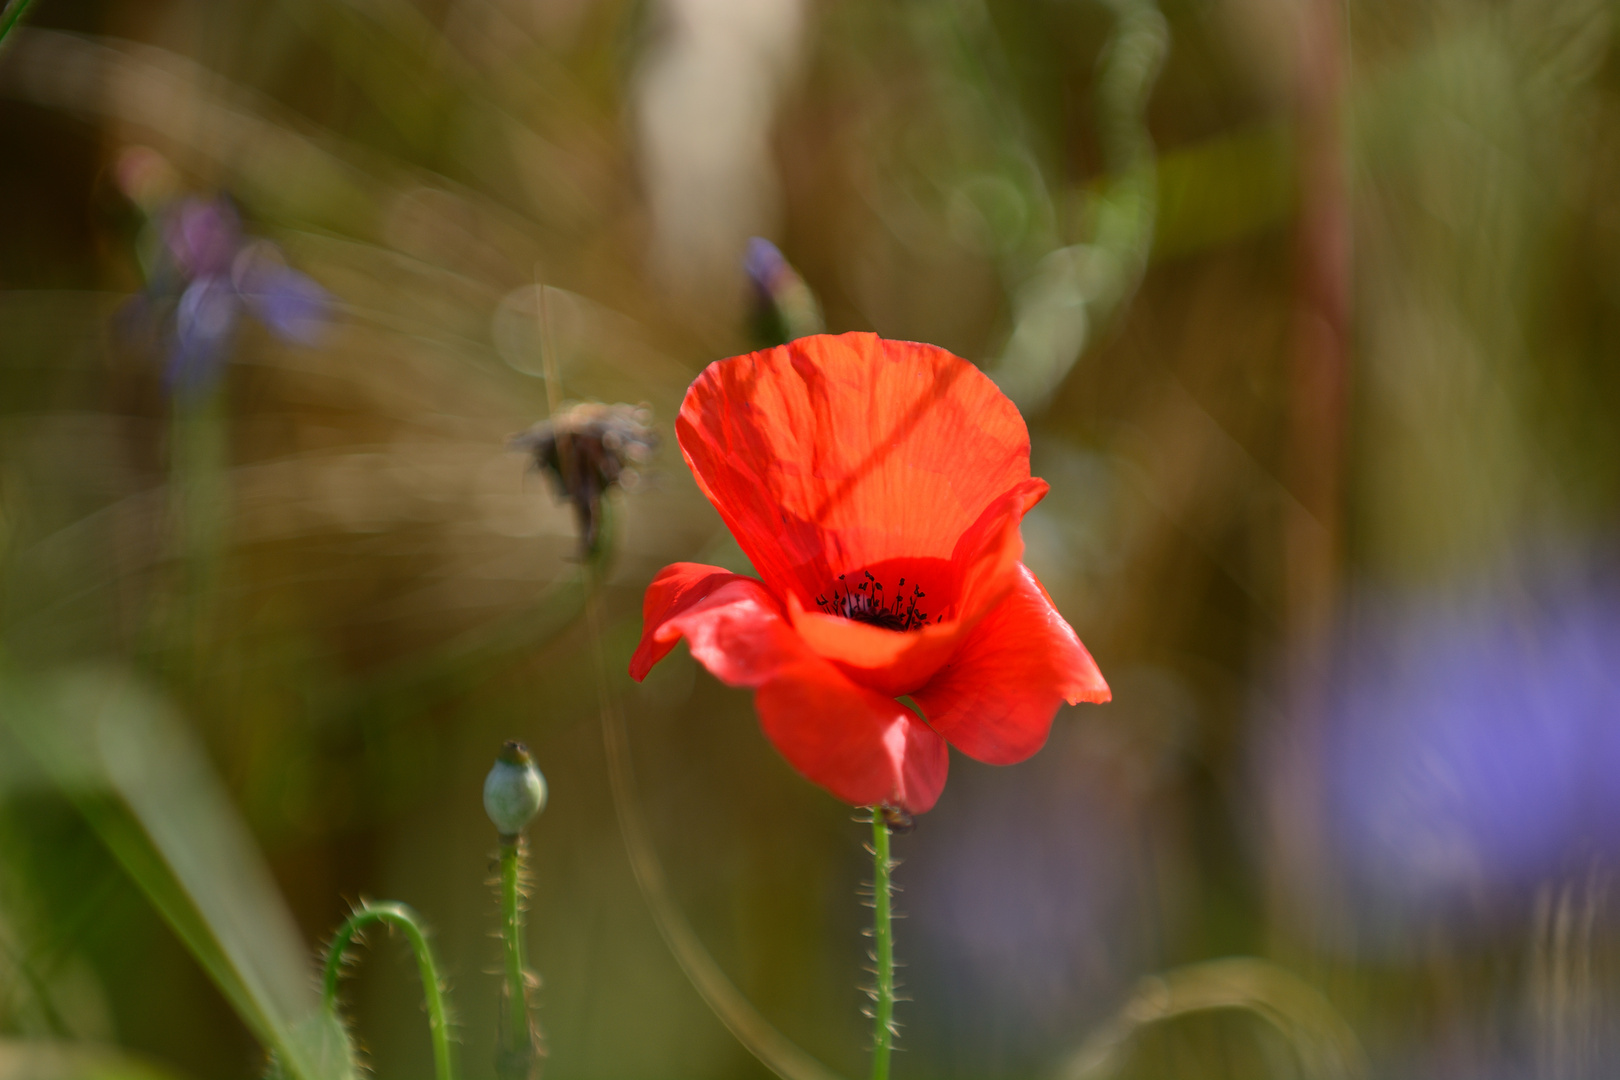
(629, 332, 1109, 813)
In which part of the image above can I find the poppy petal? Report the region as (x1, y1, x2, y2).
(912, 563, 1110, 765)
(757, 669, 949, 812)
(947, 477, 1050, 623)
(629, 563, 800, 685)
(676, 332, 1031, 606)
(631, 562, 746, 680)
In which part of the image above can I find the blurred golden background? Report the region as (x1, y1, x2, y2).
(2, 0, 1619, 1077)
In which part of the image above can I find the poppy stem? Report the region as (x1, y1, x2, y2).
(869, 811, 895, 1080)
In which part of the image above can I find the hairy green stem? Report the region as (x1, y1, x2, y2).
(870, 813, 894, 1080)
(323, 901, 455, 1080)
(498, 837, 534, 1075)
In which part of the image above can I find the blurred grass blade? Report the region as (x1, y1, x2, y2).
(1058, 957, 1368, 1080)
(0, 0, 36, 51)
(0, 665, 356, 1080)
(993, 0, 1167, 412)
(0, 1038, 185, 1080)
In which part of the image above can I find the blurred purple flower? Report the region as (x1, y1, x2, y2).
(131, 195, 330, 394)
(1323, 571, 1620, 914)
(743, 236, 791, 293)
(910, 775, 1135, 1039)
(164, 196, 242, 278)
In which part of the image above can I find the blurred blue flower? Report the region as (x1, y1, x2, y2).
(1323, 569, 1620, 915)
(233, 242, 328, 346)
(169, 275, 241, 391)
(128, 194, 330, 395)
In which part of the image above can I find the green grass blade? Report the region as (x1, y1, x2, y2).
(0, 0, 37, 51)
(1, 665, 358, 1080)
(0, 1038, 187, 1080)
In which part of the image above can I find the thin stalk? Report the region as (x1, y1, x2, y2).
(587, 550, 845, 1080)
(143, 386, 228, 683)
(869, 813, 895, 1080)
(323, 901, 455, 1080)
(498, 837, 534, 1074)
(535, 274, 574, 523)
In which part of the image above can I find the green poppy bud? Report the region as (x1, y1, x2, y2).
(484, 741, 547, 838)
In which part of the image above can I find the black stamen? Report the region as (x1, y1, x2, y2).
(819, 569, 932, 631)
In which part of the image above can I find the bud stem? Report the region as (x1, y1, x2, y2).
(497, 837, 537, 1079)
(870, 812, 895, 1080)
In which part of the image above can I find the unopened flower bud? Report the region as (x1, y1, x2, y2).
(744, 237, 824, 345)
(484, 741, 547, 838)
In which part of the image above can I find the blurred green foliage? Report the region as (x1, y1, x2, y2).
(2, 0, 1620, 1078)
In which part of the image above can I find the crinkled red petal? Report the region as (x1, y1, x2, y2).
(946, 477, 1050, 621)
(756, 664, 949, 813)
(629, 563, 777, 681)
(911, 563, 1110, 765)
(675, 332, 1031, 608)
(630, 561, 950, 811)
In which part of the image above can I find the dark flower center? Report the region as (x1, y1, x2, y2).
(817, 570, 930, 632)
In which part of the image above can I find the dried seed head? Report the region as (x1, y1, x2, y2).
(510, 402, 657, 554)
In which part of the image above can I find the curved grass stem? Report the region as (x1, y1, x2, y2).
(323, 901, 455, 1080)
